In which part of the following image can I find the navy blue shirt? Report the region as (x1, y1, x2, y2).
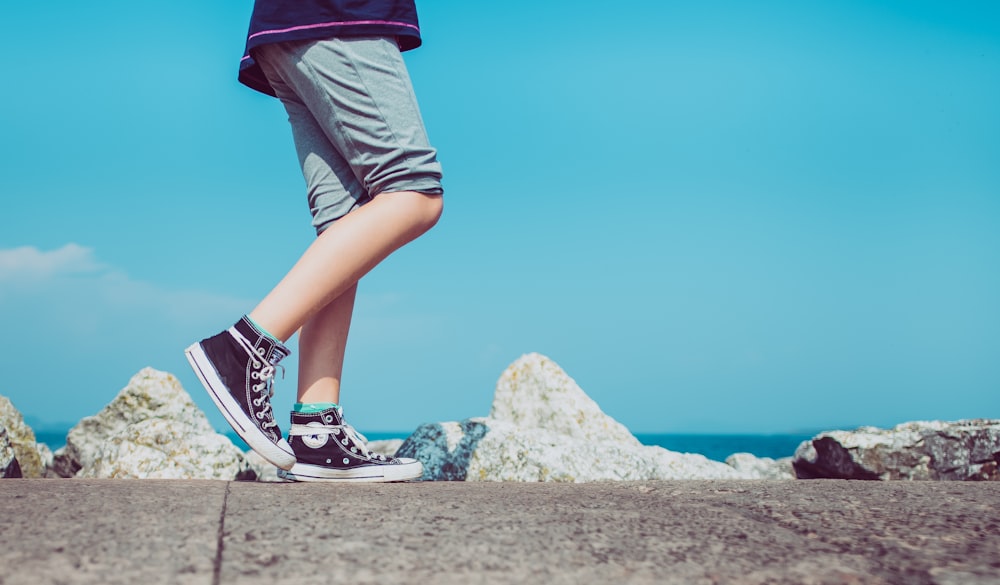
(239, 0, 423, 96)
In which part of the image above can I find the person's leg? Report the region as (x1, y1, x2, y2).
(261, 38, 439, 482)
(295, 282, 356, 405)
(247, 190, 441, 342)
(248, 36, 444, 343)
(253, 60, 440, 406)
(244, 54, 366, 410)
(188, 36, 441, 480)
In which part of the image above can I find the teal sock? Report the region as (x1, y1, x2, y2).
(246, 315, 280, 344)
(293, 402, 340, 414)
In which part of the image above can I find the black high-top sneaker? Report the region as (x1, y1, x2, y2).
(185, 316, 296, 470)
(278, 406, 423, 482)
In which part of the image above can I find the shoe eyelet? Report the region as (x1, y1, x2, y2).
(351, 447, 357, 453)
(343, 458, 350, 465)
(326, 459, 332, 464)
(341, 439, 348, 445)
(256, 412, 264, 420)
(324, 415, 333, 423)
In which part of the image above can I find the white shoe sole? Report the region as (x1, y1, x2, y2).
(185, 342, 296, 471)
(277, 459, 424, 483)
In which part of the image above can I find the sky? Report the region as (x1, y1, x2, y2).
(1, 0, 998, 436)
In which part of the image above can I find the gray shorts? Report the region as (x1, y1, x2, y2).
(255, 37, 443, 234)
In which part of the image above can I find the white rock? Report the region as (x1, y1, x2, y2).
(398, 354, 750, 482)
(0, 394, 46, 478)
(367, 439, 403, 458)
(36, 442, 55, 477)
(81, 418, 253, 480)
(53, 368, 254, 480)
(1, 425, 20, 478)
(489, 353, 640, 447)
(403, 418, 743, 482)
(725, 452, 795, 480)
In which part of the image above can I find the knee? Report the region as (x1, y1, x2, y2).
(418, 193, 444, 232)
(374, 190, 443, 239)
(399, 191, 443, 235)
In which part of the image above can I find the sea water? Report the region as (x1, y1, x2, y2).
(33, 430, 810, 462)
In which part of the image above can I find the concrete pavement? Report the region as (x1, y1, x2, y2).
(1, 479, 998, 584)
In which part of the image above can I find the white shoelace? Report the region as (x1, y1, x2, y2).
(232, 329, 284, 430)
(288, 423, 388, 461)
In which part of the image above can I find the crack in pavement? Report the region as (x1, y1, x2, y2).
(212, 481, 232, 585)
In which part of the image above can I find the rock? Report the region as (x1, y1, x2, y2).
(792, 419, 1000, 480)
(36, 442, 56, 478)
(243, 449, 283, 482)
(489, 353, 641, 447)
(397, 419, 490, 481)
(48, 446, 79, 478)
(397, 354, 747, 482)
(52, 368, 256, 480)
(367, 438, 403, 458)
(0, 395, 47, 478)
(402, 417, 744, 482)
(1, 425, 22, 478)
(725, 452, 795, 480)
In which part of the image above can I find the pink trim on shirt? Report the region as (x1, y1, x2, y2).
(248, 19, 420, 42)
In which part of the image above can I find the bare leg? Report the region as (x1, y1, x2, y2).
(296, 282, 356, 404)
(248, 190, 442, 341)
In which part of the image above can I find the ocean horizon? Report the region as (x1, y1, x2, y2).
(31, 429, 812, 463)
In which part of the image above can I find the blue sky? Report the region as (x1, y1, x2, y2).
(2, 0, 998, 435)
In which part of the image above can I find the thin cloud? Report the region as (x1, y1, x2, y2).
(0, 244, 440, 337)
(0, 244, 252, 326)
(0, 244, 107, 281)
(0, 244, 254, 428)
